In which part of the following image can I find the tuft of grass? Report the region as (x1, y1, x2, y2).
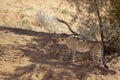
(61, 9, 72, 16)
(22, 19, 29, 26)
(22, 19, 32, 30)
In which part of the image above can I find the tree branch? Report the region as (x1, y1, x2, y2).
(94, 0, 108, 69)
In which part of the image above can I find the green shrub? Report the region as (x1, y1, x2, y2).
(105, 0, 120, 53)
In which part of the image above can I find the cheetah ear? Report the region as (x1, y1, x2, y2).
(57, 38, 65, 44)
(57, 38, 65, 42)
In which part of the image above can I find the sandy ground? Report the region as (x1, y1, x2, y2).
(0, 0, 110, 34)
(0, 0, 120, 80)
(0, 26, 120, 80)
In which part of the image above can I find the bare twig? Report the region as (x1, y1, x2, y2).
(56, 18, 80, 36)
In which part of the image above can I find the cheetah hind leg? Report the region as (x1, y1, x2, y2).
(101, 56, 109, 69)
(92, 55, 108, 69)
(98, 55, 109, 69)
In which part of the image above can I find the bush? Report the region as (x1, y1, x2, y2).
(104, 0, 120, 53)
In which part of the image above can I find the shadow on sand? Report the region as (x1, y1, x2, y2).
(0, 26, 116, 80)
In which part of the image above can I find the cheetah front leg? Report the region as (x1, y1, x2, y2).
(71, 49, 76, 63)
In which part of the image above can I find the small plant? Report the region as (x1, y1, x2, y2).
(61, 9, 72, 16)
(22, 19, 29, 26)
(22, 19, 32, 30)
